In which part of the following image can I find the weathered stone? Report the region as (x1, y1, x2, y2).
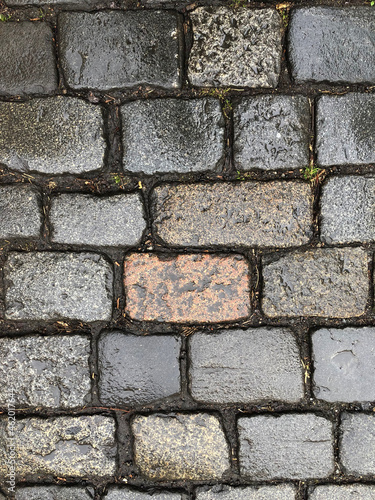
(59, 11, 181, 91)
(124, 253, 250, 323)
(104, 488, 182, 500)
(196, 485, 297, 500)
(4, 252, 113, 322)
(288, 7, 375, 84)
(233, 95, 310, 170)
(122, 98, 224, 174)
(309, 484, 375, 499)
(98, 332, 181, 406)
(0, 97, 105, 175)
(151, 181, 312, 248)
(0, 22, 57, 96)
(189, 328, 303, 403)
(262, 248, 368, 318)
(132, 413, 230, 480)
(340, 413, 375, 476)
(16, 486, 93, 500)
(188, 7, 282, 87)
(0, 185, 42, 239)
(316, 94, 375, 166)
(238, 414, 334, 479)
(50, 193, 146, 247)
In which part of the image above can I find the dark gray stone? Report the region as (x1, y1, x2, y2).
(0, 97, 105, 175)
(196, 485, 297, 500)
(4, 252, 113, 322)
(309, 484, 375, 499)
(59, 11, 181, 91)
(0, 185, 42, 239)
(340, 413, 375, 476)
(238, 414, 334, 480)
(105, 489, 182, 500)
(16, 486, 93, 500)
(122, 98, 224, 174)
(188, 7, 282, 87)
(289, 7, 375, 84)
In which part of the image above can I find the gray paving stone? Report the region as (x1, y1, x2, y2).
(189, 328, 303, 403)
(233, 95, 310, 170)
(104, 488, 182, 500)
(15, 486, 93, 500)
(0, 185, 42, 240)
(316, 94, 375, 166)
(0, 97, 105, 175)
(238, 414, 334, 480)
(340, 413, 375, 476)
(309, 484, 375, 499)
(262, 248, 368, 318)
(188, 7, 282, 87)
(59, 11, 181, 91)
(151, 181, 312, 248)
(0, 22, 57, 96)
(122, 98, 224, 174)
(289, 7, 375, 84)
(4, 252, 113, 322)
(132, 413, 230, 480)
(50, 193, 146, 247)
(196, 485, 297, 500)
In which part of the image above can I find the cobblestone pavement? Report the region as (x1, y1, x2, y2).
(1, 0, 375, 499)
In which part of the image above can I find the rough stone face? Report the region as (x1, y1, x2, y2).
(340, 413, 375, 475)
(262, 248, 368, 318)
(4, 252, 113, 322)
(151, 181, 312, 248)
(309, 484, 375, 499)
(188, 7, 282, 87)
(15, 486, 93, 500)
(124, 253, 250, 323)
(0, 22, 57, 96)
(196, 485, 297, 500)
(189, 328, 303, 403)
(0, 97, 105, 175)
(233, 95, 310, 170)
(59, 11, 181, 91)
(122, 98, 224, 174)
(104, 489, 182, 500)
(238, 414, 334, 479)
(289, 7, 375, 84)
(50, 193, 146, 247)
(132, 413, 230, 480)
(98, 332, 181, 405)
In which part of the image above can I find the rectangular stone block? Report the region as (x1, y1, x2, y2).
(340, 413, 375, 476)
(196, 485, 297, 500)
(124, 253, 250, 323)
(309, 484, 375, 499)
(104, 489, 182, 500)
(15, 486, 93, 500)
(0, 185, 42, 239)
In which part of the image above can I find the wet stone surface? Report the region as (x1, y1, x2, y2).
(340, 413, 375, 476)
(104, 489, 182, 500)
(309, 484, 375, 499)
(15, 486, 93, 499)
(195, 485, 297, 500)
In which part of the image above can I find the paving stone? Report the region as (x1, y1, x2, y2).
(124, 253, 250, 323)
(316, 94, 375, 166)
(59, 11, 181, 91)
(233, 95, 310, 170)
(309, 484, 375, 499)
(132, 413, 230, 480)
(0, 335, 91, 409)
(262, 248, 368, 318)
(188, 7, 282, 87)
(288, 7, 375, 84)
(0, 97, 105, 175)
(104, 488, 182, 500)
(189, 328, 303, 403)
(50, 193, 146, 247)
(151, 181, 312, 248)
(15, 486, 93, 500)
(196, 485, 297, 500)
(0, 22, 57, 96)
(340, 413, 375, 475)
(238, 414, 334, 480)
(122, 98, 224, 175)
(4, 252, 113, 322)
(98, 332, 181, 406)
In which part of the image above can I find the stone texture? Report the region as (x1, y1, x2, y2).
(188, 7, 282, 87)
(124, 253, 250, 323)
(189, 328, 303, 403)
(340, 413, 375, 475)
(0, 97, 105, 175)
(309, 484, 375, 499)
(233, 95, 310, 170)
(289, 7, 375, 84)
(151, 181, 312, 248)
(196, 485, 297, 500)
(59, 11, 181, 91)
(98, 332, 181, 406)
(238, 414, 334, 480)
(262, 248, 368, 318)
(104, 489, 182, 500)
(4, 252, 113, 322)
(132, 413, 230, 480)
(50, 193, 146, 247)
(16, 486, 93, 500)
(122, 98, 224, 174)
(0, 22, 57, 96)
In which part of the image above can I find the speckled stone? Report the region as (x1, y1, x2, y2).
(151, 181, 312, 248)
(121, 98, 224, 174)
(104, 488, 182, 500)
(238, 414, 334, 479)
(196, 485, 297, 500)
(309, 484, 375, 499)
(132, 413, 230, 480)
(262, 248, 368, 318)
(124, 253, 250, 323)
(340, 413, 375, 475)
(188, 7, 282, 87)
(15, 486, 93, 500)
(0, 97, 105, 175)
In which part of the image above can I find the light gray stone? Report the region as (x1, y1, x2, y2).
(16, 486, 93, 500)
(309, 484, 375, 499)
(0, 185, 42, 239)
(196, 485, 297, 500)
(340, 413, 375, 476)
(105, 489, 182, 500)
